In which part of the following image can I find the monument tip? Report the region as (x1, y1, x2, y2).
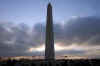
(48, 2, 52, 7)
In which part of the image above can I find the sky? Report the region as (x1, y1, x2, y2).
(0, 0, 100, 25)
(0, 0, 100, 58)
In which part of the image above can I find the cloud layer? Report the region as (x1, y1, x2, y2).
(0, 16, 100, 58)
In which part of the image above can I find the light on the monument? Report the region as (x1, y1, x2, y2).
(28, 42, 87, 52)
(28, 43, 78, 52)
(28, 43, 66, 52)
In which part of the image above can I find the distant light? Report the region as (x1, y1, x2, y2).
(71, 16, 78, 19)
(28, 43, 80, 52)
(29, 45, 45, 52)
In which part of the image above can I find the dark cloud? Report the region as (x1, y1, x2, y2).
(63, 16, 100, 45)
(0, 16, 100, 56)
(35, 16, 100, 46)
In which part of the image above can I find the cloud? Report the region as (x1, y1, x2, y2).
(32, 16, 100, 57)
(35, 16, 100, 46)
(0, 16, 100, 57)
(63, 16, 100, 45)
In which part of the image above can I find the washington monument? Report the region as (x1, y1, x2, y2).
(45, 3, 55, 60)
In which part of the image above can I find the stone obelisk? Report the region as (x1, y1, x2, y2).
(45, 3, 55, 60)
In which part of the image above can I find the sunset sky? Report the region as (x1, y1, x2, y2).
(0, 0, 100, 58)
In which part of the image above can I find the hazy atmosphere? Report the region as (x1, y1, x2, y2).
(0, 0, 100, 58)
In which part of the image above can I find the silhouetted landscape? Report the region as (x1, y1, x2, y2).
(0, 57, 100, 66)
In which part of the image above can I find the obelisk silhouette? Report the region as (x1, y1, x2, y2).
(45, 3, 55, 60)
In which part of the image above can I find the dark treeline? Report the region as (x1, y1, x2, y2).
(0, 59, 100, 66)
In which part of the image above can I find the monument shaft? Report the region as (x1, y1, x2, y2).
(45, 3, 55, 60)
